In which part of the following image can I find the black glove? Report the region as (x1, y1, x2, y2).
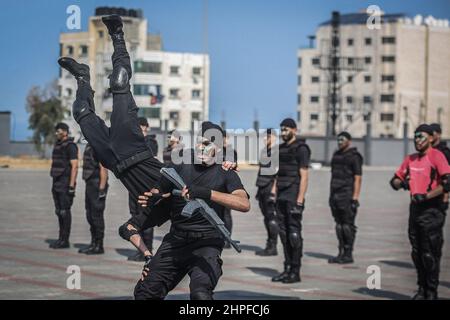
(290, 203, 305, 217)
(144, 255, 152, 268)
(401, 179, 410, 191)
(146, 192, 164, 207)
(187, 185, 211, 200)
(98, 189, 107, 200)
(68, 186, 76, 198)
(412, 194, 427, 204)
(351, 199, 360, 212)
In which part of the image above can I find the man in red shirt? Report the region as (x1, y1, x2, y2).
(390, 124, 450, 300)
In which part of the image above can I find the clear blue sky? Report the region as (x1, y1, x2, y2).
(0, 0, 449, 140)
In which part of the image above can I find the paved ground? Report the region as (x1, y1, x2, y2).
(0, 167, 449, 300)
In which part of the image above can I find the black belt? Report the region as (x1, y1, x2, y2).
(170, 227, 219, 240)
(113, 150, 153, 178)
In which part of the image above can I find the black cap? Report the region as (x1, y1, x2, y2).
(138, 117, 149, 127)
(338, 131, 352, 140)
(55, 122, 69, 132)
(280, 118, 297, 129)
(415, 124, 434, 136)
(200, 121, 224, 146)
(429, 123, 442, 134)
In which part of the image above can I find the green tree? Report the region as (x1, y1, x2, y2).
(26, 80, 65, 157)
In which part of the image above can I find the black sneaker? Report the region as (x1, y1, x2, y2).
(281, 272, 301, 284)
(58, 57, 90, 81)
(52, 240, 70, 249)
(101, 14, 124, 35)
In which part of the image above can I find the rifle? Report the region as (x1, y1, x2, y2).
(160, 167, 242, 253)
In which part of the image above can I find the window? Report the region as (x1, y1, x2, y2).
(382, 56, 395, 63)
(170, 66, 180, 76)
(363, 96, 372, 104)
(192, 67, 202, 76)
(298, 75, 301, 85)
(311, 57, 320, 66)
(346, 114, 353, 122)
(133, 84, 150, 96)
(134, 61, 162, 74)
(192, 90, 201, 99)
(364, 75, 371, 83)
(169, 89, 180, 99)
(380, 113, 394, 122)
(347, 75, 353, 83)
(297, 111, 301, 122)
(348, 57, 354, 65)
(297, 94, 301, 105)
(79, 45, 88, 57)
(365, 56, 372, 64)
(346, 96, 353, 104)
(311, 76, 320, 83)
(67, 45, 74, 55)
(310, 114, 319, 121)
(98, 31, 104, 38)
(298, 57, 302, 68)
(381, 75, 395, 82)
(66, 88, 72, 97)
(170, 111, 179, 120)
(380, 94, 395, 103)
(365, 38, 372, 45)
(347, 38, 354, 46)
(382, 37, 396, 44)
(138, 107, 161, 119)
(191, 112, 201, 121)
(310, 96, 319, 103)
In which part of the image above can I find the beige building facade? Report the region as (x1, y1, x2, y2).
(297, 12, 450, 138)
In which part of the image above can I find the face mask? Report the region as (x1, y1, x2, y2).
(414, 133, 428, 152)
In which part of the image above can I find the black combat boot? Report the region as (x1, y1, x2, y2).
(282, 266, 301, 284)
(272, 264, 291, 282)
(411, 287, 426, 300)
(339, 245, 354, 264)
(255, 240, 277, 256)
(78, 238, 95, 254)
(425, 289, 438, 300)
(58, 57, 90, 82)
(52, 239, 70, 249)
(85, 239, 104, 255)
(102, 14, 124, 38)
(328, 246, 344, 263)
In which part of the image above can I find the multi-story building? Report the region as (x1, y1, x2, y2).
(297, 12, 450, 138)
(58, 7, 209, 139)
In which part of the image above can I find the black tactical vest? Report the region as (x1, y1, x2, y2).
(277, 139, 310, 190)
(330, 147, 363, 193)
(50, 138, 76, 178)
(82, 144, 100, 181)
(256, 146, 278, 188)
(435, 142, 450, 164)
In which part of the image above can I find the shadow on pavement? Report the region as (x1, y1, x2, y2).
(44, 238, 58, 246)
(238, 244, 264, 253)
(74, 243, 91, 250)
(246, 267, 279, 278)
(379, 260, 414, 269)
(440, 281, 450, 289)
(353, 287, 410, 300)
(115, 248, 139, 259)
(304, 251, 334, 261)
(166, 290, 301, 300)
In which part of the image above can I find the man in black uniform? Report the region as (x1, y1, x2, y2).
(50, 123, 79, 249)
(79, 143, 109, 255)
(58, 14, 169, 230)
(127, 117, 159, 261)
(163, 130, 183, 165)
(120, 121, 250, 300)
(255, 129, 279, 256)
(328, 132, 363, 264)
(430, 123, 450, 214)
(271, 118, 310, 283)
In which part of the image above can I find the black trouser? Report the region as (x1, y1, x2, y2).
(329, 192, 357, 253)
(52, 187, 74, 241)
(73, 28, 166, 228)
(85, 178, 107, 241)
(134, 231, 224, 300)
(129, 192, 154, 250)
(257, 184, 278, 244)
(276, 199, 303, 272)
(409, 201, 446, 293)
